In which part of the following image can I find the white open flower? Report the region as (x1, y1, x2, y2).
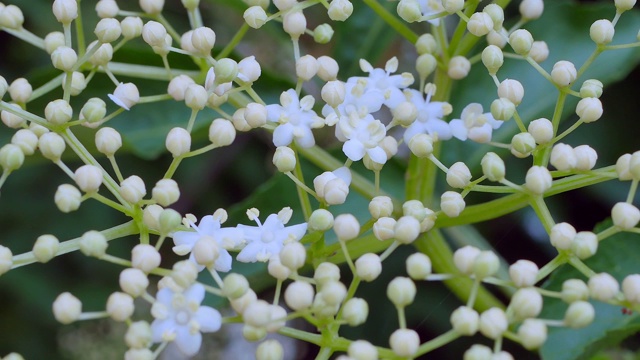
(402, 88, 452, 142)
(349, 57, 414, 109)
(336, 111, 387, 164)
(450, 103, 503, 143)
(266, 89, 324, 148)
(151, 283, 222, 357)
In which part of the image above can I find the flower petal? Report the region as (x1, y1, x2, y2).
(195, 306, 222, 333)
(214, 250, 233, 272)
(174, 326, 201, 357)
(367, 146, 388, 164)
(273, 123, 294, 147)
(343, 140, 366, 161)
(449, 119, 468, 141)
(183, 283, 205, 304)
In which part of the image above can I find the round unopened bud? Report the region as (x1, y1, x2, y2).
(463, 344, 493, 360)
(244, 103, 267, 128)
(590, 19, 614, 45)
(184, 84, 208, 111)
(529, 40, 549, 63)
(572, 231, 598, 259)
(368, 196, 393, 219)
(45, 99, 73, 125)
(416, 33, 437, 55)
(510, 288, 543, 319)
(511, 132, 536, 157)
(573, 145, 597, 171)
(11, 129, 37, 155)
(33, 234, 60, 263)
(314, 262, 340, 286)
(209, 119, 236, 147)
(79, 230, 108, 258)
(167, 75, 195, 101)
(283, 11, 306, 39)
(317, 56, 339, 81)
(391, 101, 418, 126)
(387, 276, 416, 307)
(132, 243, 161, 273)
(95, 127, 122, 156)
(509, 260, 539, 287)
(406, 252, 431, 280)
(119, 175, 147, 204)
(615, 0, 637, 11)
(528, 118, 553, 144)
(509, 29, 534, 55)
(481, 152, 505, 181)
(171, 260, 198, 288)
(622, 274, 640, 303)
(109, 83, 140, 111)
(96, 0, 119, 18)
(0, 5, 24, 29)
(617, 153, 634, 181)
(273, 0, 296, 10)
(44, 32, 65, 54)
(448, 56, 471, 80)
(472, 250, 499, 279)
(280, 242, 306, 271)
(243, 6, 268, 29)
(467, 12, 493, 37)
(481, 45, 503, 75)
(580, 79, 603, 99)
(479, 308, 508, 339)
(612, 202, 640, 229)
(389, 328, 419, 357)
(550, 143, 576, 171)
(121, 17, 143, 39)
(165, 127, 191, 157)
(498, 79, 524, 106)
(150, 181, 180, 210)
(51, 46, 78, 71)
(441, 191, 465, 217)
(306, 209, 333, 233)
(284, 281, 314, 310)
(490, 97, 515, 121)
(191, 235, 219, 267)
(256, 339, 283, 360)
(373, 217, 395, 241)
(355, 253, 382, 282)
(140, 0, 164, 14)
(328, 0, 353, 21)
(52, 0, 78, 24)
(342, 297, 368, 326)
(313, 23, 334, 44)
(446, 162, 472, 189)
(0, 76, 8, 99)
(272, 146, 296, 173)
(450, 306, 479, 335)
(487, 29, 508, 48)
(53, 292, 82, 324)
(442, 0, 464, 13)
(191, 26, 216, 54)
(393, 216, 420, 244)
(454, 246, 481, 275)
(80, 98, 107, 123)
(562, 279, 589, 303)
(0, 245, 12, 276)
(95, 18, 121, 43)
(221, 273, 248, 300)
(61, 71, 87, 96)
(519, 0, 544, 20)
(125, 321, 152, 349)
(551, 60, 577, 87)
(576, 97, 603, 123)
(142, 21, 167, 47)
(397, 0, 421, 23)
(348, 340, 378, 360)
(322, 81, 346, 108)
(119, 268, 149, 297)
(0, 144, 24, 171)
(319, 281, 347, 306)
(483, 4, 504, 30)
(588, 272, 619, 302)
(525, 166, 552, 195)
(334, 213, 360, 241)
(550, 222, 576, 250)
(9, 78, 32, 103)
(107, 292, 134, 321)
(518, 319, 547, 350)
(243, 324, 267, 342)
(55, 184, 82, 212)
(416, 53, 437, 79)
(296, 55, 318, 81)
(408, 133, 433, 157)
(564, 301, 595, 328)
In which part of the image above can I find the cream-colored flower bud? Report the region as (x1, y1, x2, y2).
(509, 29, 534, 55)
(184, 84, 207, 111)
(391, 101, 418, 126)
(590, 19, 614, 45)
(306, 209, 333, 233)
(284, 281, 314, 310)
(242, 324, 267, 342)
(342, 297, 368, 326)
(95, 18, 121, 43)
(450, 306, 479, 335)
(79, 98, 105, 124)
(518, 319, 547, 350)
(106, 292, 134, 321)
(44, 99, 73, 125)
(192, 235, 219, 267)
(630, 151, 640, 180)
(519, 0, 544, 20)
(131, 243, 161, 273)
(0, 144, 24, 172)
(280, 242, 306, 271)
(511, 132, 536, 157)
(243, 6, 268, 29)
(612, 202, 640, 229)
(213, 59, 237, 85)
(576, 97, 603, 123)
(580, 79, 603, 99)
(296, 55, 319, 81)
(171, 260, 198, 289)
(510, 288, 542, 319)
(448, 56, 471, 80)
(446, 162, 471, 189)
(615, 0, 637, 12)
(52, 0, 77, 24)
(369, 196, 393, 219)
(406, 252, 431, 280)
(317, 56, 339, 81)
(487, 29, 508, 48)
(588, 272, 619, 302)
(389, 329, 419, 357)
(550, 222, 576, 250)
(151, 179, 179, 206)
(509, 260, 539, 287)
(397, 0, 422, 23)
(0, 245, 12, 276)
(323, 177, 349, 205)
(119, 175, 146, 204)
(1, 104, 24, 129)
(8, 128, 34, 154)
(348, 340, 378, 360)
(109, 82, 140, 111)
(467, 12, 493, 37)
(454, 245, 480, 275)
(231, 288, 257, 315)
(334, 213, 360, 241)
(616, 153, 633, 180)
(380, 136, 399, 159)
(33, 234, 60, 263)
(119, 268, 149, 297)
(322, 81, 346, 108)
(416, 33, 437, 55)
(622, 274, 640, 303)
(387, 276, 416, 307)
(473, 250, 499, 279)
(481, 45, 503, 75)
(273, 0, 295, 10)
(167, 75, 195, 101)
(142, 21, 166, 47)
(60, 72, 87, 97)
(525, 166, 552, 195)
(441, 0, 464, 13)
(96, 0, 119, 18)
(283, 11, 306, 39)
(79, 230, 108, 258)
(190, 26, 216, 55)
(125, 320, 152, 349)
(328, 0, 354, 21)
(464, 344, 493, 360)
(313, 23, 334, 44)
(528, 118, 553, 144)
(551, 60, 577, 87)
(165, 127, 191, 157)
(51, 46, 78, 72)
(0, 5, 24, 29)
(572, 231, 598, 259)
(395, 215, 422, 244)
(55, 184, 82, 212)
(498, 79, 524, 106)
(441, 191, 465, 217)
(356, 253, 382, 282)
(9, 78, 31, 104)
(416, 53, 437, 79)
(408, 133, 433, 157)
(44, 32, 65, 54)
(75, 165, 103, 193)
(373, 217, 396, 241)
(29, 123, 49, 137)
(0, 75, 7, 99)
(490, 97, 515, 121)
(529, 40, 549, 63)
(479, 307, 508, 339)
(480, 152, 505, 182)
(550, 143, 576, 171)
(314, 262, 341, 286)
(255, 339, 283, 360)
(244, 103, 267, 128)
(121, 17, 143, 39)
(220, 273, 248, 300)
(140, 0, 164, 14)
(266, 304, 286, 333)
(573, 145, 597, 171)
(320, 280, 347, 306)
(483, 4, 504, 30)
(565, 301, 595, 328)
(95, 127, 122, 156)
(209, 118, 236, 146)
(53, 292, 82, 324)
(272, 146, 296, 173)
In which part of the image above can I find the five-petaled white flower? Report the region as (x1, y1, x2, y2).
(403, 88, 452, 143)
(449, 103, 503, 143)
(151, 283, 222, 357)
(172, 210, 243, 272)
(349, 57, 414, 109)
(336, 111, 388, 164)
(266, 89, 324, 148)
(236, 207, 307, 262)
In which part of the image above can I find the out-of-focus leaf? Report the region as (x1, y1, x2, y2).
(540, 221, 640, 360)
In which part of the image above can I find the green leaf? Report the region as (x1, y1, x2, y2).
(540, 221, 640, 360)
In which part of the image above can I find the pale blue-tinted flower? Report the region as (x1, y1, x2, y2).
(348, 57, 413, 109)
(236, 210, 307, 262)
(450, 103, 503, 143)
(267, 89, 324, 148)
(403, 89, 452, 143)
(336, 111, 387, 164)
(418, 0, 445, 25)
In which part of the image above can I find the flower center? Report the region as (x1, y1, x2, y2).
(175, 309, 190, 325)
(261, 230, 275, 243)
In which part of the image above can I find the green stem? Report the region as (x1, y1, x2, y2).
(293, 148, 313, 221)
(361, 0, 418, 43)
(415, 329, 460, 356)
(217, 23, 249, 60)
(529, 195, 555, 234)
(75, 0, 86, 57)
